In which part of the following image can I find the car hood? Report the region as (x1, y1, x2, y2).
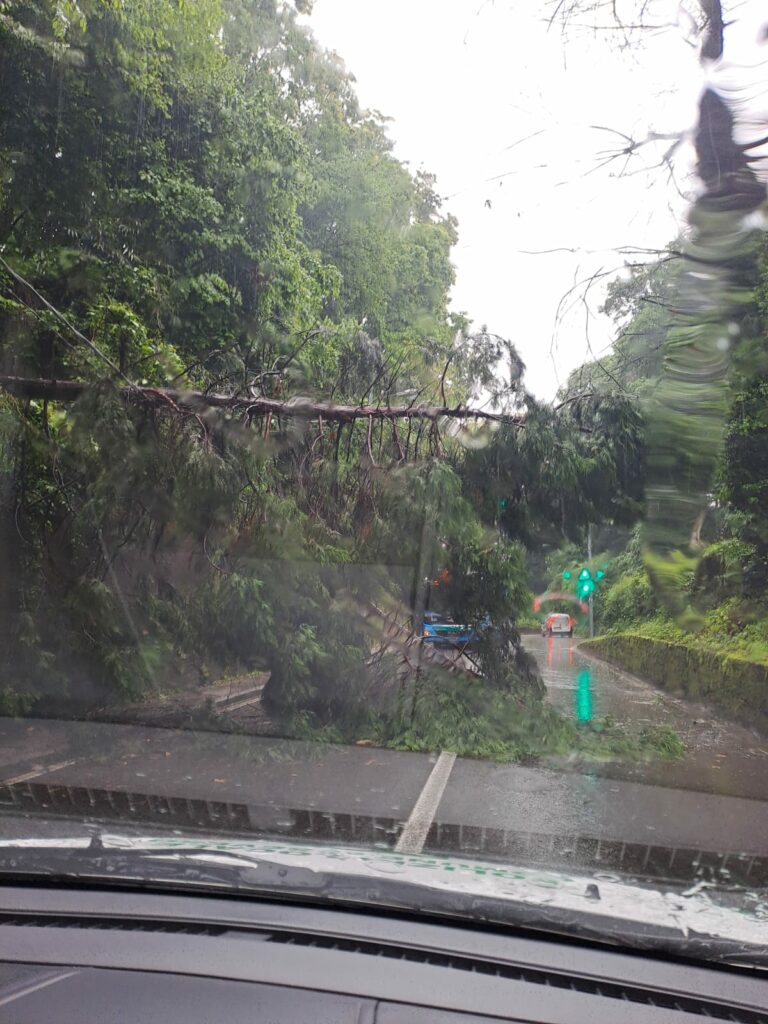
(1, 833, 766, 962)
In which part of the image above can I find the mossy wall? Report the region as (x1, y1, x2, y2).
(582, 634, 768, 735)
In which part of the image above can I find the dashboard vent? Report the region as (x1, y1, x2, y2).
(270, 933, 765, 1023)
(0, 914, 226, 937)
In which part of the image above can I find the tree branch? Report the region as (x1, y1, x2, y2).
(0, 375, 527, 426)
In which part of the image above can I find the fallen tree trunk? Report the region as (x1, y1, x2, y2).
(0, 375, 525, 426)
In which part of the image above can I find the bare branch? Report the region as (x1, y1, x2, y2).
(0, 375, 527, 426)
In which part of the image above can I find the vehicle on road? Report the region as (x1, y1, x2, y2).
(422, 610, 476, 647)
(541, 613, 574, 638)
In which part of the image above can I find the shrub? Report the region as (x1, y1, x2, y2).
(600, 571, 656, 632)
(691, 539, 754, 607)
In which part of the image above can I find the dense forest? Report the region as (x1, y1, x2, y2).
(0, 0, 763, 753)
(556, 228, 768, 642)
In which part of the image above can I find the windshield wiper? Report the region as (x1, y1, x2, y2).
(1, 838, 766, 969)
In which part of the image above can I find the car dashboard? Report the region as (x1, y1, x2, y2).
(0, 885, 765, 1023)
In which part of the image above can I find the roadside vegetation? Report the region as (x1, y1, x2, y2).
(372, 672, 685, 763)
(0, 1, 643, 753)
(0, 1, 759, 759)
(552, 231, 768, 732)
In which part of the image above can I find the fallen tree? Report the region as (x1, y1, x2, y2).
(0, 375, 526, 427)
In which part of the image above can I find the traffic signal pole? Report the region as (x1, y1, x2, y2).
(593, 524, 598, 634)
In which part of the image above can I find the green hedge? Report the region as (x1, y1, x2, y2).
(581, 634, 768, 734)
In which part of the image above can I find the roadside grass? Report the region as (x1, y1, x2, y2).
(367, 673, 686, 764)
(583, 628, 768, 731)
(602, 600, 768, 665)
(574, 720, 686, 762)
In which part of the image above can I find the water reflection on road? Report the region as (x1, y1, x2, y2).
(534, 633, 667, 725)
(575, 666, 593, 724)
(523, 633, 768, 801)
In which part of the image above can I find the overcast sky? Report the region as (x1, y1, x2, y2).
(302, 1, 766, 399)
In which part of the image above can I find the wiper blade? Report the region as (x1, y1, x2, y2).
(1, 838, 766, 969)
(0, 840, 324, 895)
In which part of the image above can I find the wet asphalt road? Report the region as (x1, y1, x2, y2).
(1, 639, 767, 877)
(524, 633, 768, 800)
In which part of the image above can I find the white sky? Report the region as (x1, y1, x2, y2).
(302, 1, 767, 399)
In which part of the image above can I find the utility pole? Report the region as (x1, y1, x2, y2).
(587, 523, 594, 639)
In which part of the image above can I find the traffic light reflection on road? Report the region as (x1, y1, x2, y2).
(576, 667, 594, 724)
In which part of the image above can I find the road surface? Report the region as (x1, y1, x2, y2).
(1, 638, 767, 886)
(525, 633, 768, 800)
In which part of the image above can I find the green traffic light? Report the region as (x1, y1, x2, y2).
(578, 579, 595, 597)
(562, 570, 572, 580)
(595, 569, 605, 580)
(578, 567, 591, 580)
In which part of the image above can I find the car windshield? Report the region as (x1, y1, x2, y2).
(1, 0, 768, 965)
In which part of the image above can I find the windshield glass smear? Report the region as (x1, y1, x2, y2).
(1, 0, 768, 964)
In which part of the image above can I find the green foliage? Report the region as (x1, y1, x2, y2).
(600, 571, 657, 632)
(626, 598, 768, 666)
(638, 725, 686, 760)
(378, 671, 579, 762)
(462, 390, 645, 553)
(721, 373, 768, 576)
(583, 632, 768, 731)
(567, 719, 685, 763)
(691, 538, 754, 607)
(0, 687, 37, 717)
(373, 669, 684, 764)
(190, 574, 272, 667)
(0, 0, 661, 742)
(516, 602, 541, 629)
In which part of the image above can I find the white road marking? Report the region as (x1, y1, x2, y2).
(395, 751, 457, 854)
(1, 760, 78, 785)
